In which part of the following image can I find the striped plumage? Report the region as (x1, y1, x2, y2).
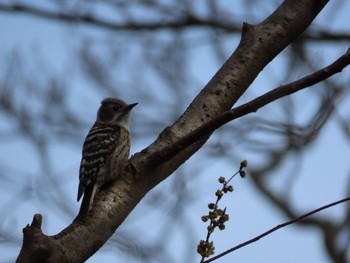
(77, 98, 137, 217)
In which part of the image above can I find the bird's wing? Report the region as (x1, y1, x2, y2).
(77, 123, 121, 202)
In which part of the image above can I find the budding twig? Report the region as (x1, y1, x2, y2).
(197, 161, 248, 262)
(202, 196, 350, 263)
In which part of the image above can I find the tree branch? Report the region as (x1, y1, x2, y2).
(140, 48, 350, 172)
(0, 3, 241, 32)
(202, 197, 350, 263)
(2, 2, 349, 42)
(134, 0, 331, 187)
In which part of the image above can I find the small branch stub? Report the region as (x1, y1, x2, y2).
(30, 213, 42, 229)
(16, 214, 54, 263)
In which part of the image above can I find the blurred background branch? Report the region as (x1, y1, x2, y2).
(0, 1, 349, 262)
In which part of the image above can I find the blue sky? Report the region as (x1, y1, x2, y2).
(1, 1, 350, 263)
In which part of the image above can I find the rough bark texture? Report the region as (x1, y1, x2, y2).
(16, 1, 330, 262)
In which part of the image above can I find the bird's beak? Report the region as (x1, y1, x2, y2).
(126, 102, 138, 111)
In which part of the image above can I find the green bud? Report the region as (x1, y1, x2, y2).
(221, 214, 229, 222)
(201, 215, 209, 222)
(218, 176, 226, 183)
(209, 211, 218, 219)
(215, 190, 223, 197)
(218, 224, 225, 230)
(208, 203, 215, 209)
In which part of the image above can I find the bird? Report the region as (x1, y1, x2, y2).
(76, 98, 137, 218)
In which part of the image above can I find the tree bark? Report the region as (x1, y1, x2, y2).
(16, 1, 330, 262)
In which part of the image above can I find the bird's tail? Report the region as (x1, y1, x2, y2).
(74, 182, 97, 221)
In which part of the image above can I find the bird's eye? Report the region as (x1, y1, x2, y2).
(112, 105, 119, 111)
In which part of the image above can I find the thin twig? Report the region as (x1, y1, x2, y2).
(1, 3, 350, 41)
(202, 196, 350, 263)
(0, 3, 239, 32)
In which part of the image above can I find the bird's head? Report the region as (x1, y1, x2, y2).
(97, 98, 137, 129)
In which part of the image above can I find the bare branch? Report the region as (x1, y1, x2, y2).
(140, 48, 350, 171)
(2, 2, 350, 42)
(0, 3, 241, 32)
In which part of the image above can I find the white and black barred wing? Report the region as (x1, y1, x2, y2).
(77, 123, 121, 202)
